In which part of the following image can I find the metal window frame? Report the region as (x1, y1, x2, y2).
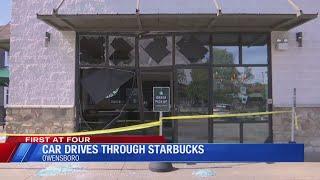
(76, 31, 272, 143)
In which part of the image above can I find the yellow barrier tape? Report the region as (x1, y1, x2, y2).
(160, 111, 292, 121)
(0, 111, 292, 137)
(0, 121, 160, 137)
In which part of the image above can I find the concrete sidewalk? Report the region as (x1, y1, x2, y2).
(0, 162, 319, 180)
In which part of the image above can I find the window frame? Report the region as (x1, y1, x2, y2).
(76, 32, 273, 143)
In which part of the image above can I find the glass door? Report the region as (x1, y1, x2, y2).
(141, 70, 174, 140)
(175, 68, 210, 143)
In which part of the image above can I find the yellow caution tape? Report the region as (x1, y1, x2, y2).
(0, 121, 160, 137)
(0, 111, 292, 137)
(160, 111, 291, 121)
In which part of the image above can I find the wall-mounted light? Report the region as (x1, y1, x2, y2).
(296, 32, 303, 47)
(275, 38, 289, 51)
(45, 32, 51, 47)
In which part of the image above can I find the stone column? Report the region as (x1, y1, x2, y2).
(273, 107, 320, 161)
(5, 107, 76, 134)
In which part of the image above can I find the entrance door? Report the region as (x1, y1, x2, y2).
(174, 67, 210, 143)
(211, 67, 270, 143)
(141, 70, 174, 140)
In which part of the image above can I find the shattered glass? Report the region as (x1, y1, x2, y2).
(81, 69, 134, 104)
(109, 37, 134, 65)
(176, 35, 208, 63)
(144, 37, 170, 64)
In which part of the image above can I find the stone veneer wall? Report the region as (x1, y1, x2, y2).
(273, 107, 320, 161)
(5, 108, 75, 134)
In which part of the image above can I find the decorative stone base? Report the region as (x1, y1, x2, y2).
(273, 107, 320, 161)
(5, 107, 76, 134)
(0, 106, 5, 126)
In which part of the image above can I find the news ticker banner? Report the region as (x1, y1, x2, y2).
(0, 136, 304, 162)
(0, 136, 166, 162)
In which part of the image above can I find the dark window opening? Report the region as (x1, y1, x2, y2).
(109, 36, 135, 67)
(80, 68, 138, 131)
(175, 35, 210, 64)
(139, 36, 172, 67)
(80, 36, 105, 65)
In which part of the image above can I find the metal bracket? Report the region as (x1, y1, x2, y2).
(288, 0, 303, 17)
(51, 0, 75, 30)
(136, 0, 143, 31)
(213, 0, 222, 16)
(208, 0, 222, 29)
(53, 0, 66, 15)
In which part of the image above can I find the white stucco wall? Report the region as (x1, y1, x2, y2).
(271, 3, 320, 107)
(10, 0, 75, 106)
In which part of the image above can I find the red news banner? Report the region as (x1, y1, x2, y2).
(0, 136, 166, 162)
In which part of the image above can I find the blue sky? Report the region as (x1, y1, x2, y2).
(0, 0, 11, 25)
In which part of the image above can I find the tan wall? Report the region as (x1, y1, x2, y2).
(273, 107, 320, 161)
(6, 108, 75, 134)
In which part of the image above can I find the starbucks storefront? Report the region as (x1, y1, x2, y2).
(76, 32, 270, 144)
(37, 10, 316, 143)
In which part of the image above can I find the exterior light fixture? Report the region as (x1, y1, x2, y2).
(275, 38, 289, 51)
(45, 32, 51, 47)
(296, 32, 303, 47)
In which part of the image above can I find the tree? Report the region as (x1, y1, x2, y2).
(212, 48, 240, 104)
(186, 69, 209, 105)
(181, 47, 241, 105)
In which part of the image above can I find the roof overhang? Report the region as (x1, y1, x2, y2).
(37, 13, 318, 32)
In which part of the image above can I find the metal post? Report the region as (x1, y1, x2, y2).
(159, 111, 163, 136)
(239, 122, 244, 143)
(149, 111, 174, 172)
(290, 88, 296, 143)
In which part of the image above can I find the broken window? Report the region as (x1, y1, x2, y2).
(81, 68, 135, 104)
(80, 35, 105, 65)
(175, 35, 210, 64)
(108, 36, 135, 67)
(80, 68, 139, 130)
(139, 36, 172, 67)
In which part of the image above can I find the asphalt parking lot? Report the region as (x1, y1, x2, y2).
(0, 162, 319, 180)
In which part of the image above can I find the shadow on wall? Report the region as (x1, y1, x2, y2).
(305, 152, 320, 162)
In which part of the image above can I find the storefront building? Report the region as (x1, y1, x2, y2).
(6, 1, 319, 160)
